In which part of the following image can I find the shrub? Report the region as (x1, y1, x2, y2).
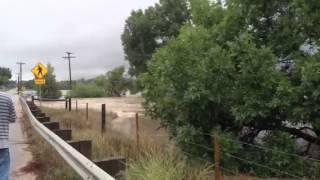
(71, 83, 105, 98)
(125, 153, 213, 180)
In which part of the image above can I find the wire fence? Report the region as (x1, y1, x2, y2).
(31, 96, 320, 179)
(177, 132, 320, 179)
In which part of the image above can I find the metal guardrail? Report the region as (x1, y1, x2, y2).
(20, 97, 115, 180)
(33, 98, 66, 102)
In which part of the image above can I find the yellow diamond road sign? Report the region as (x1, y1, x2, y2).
(32, 63, 48, 79)
(34, 78, 46, 85)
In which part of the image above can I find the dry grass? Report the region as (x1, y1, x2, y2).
(42, 108, 167, 160)
(39, 107, 214, 179)
(21, 112, 80, 180)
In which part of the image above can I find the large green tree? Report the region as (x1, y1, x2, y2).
(121, 0, 191, 76)
(0, 67, 12, 86)
(142, 0, 320, 177)
(93, 66, 129, 97)
(38, 64, 61, 99)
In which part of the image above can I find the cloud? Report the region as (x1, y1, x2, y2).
(0, 0, 158, 80)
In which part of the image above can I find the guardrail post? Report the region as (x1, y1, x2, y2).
(53, 129, 72, 141)
(94, 157, 126, 179)
(101, 104, 106, 134)
(43, 122, 60, 131)
(21, 97, 116, 179)
(37, 116, 50, 123)
(68, 140, 92, 159)
(214, 133, 221, 180)
(34, 112, 46, 117)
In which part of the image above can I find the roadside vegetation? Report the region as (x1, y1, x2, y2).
(38, 63, 61, 99)
(21, 111, 79, 180)
(41, 107, 214, 179)
(0, 67, 15, 90)
(0, 67, 12, 86)
(23, 0, 320, 178)
(131, 0, 320, 178)
(61, 66, 138, 98)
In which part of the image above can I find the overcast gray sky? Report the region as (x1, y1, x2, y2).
(0, 0, 158, 81)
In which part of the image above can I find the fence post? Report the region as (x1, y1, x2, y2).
(86, 103, 89, 120)
(69, 97, 72, 112)
(101, 104, 106, 134)
(65, 97, 68, 110)
(135, 113, 140, 152)
(76, 99, 78, 112)
(214, 133, 221, 180)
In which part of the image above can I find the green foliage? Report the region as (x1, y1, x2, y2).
(71, 83, 105, 98)
(71, 66, 131, 98)
(0, 67, 12, 86)
(56, 80, 71, 90)
(121, 0, 191, 76)
(142, 0, 320, 178)
(125, 153, 213, 180)
(23, 80, 36, 90)
(39, 64, 61, 99)
(125, 78, 140, 95)
(104, 66, 128, 96)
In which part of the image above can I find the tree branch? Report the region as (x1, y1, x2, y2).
(281, 126, 320, 146)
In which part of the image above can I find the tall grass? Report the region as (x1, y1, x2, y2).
(21, 112, 80, 180)
(41, 108, 214, 179)
(125, 153, 213, 180)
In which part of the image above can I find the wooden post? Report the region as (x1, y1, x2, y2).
(101, 104, 106, 134)
(86, 103, 89, 120)
(43, 122, 60, 131)
(214, 133, 221, 180)
(94, 157, 126, 179)
(76, 99, 78, 112)
(69, 97, 72, 112)
(53, 129, 72, 141)
(65, 97, 68, 110)
(68, 140, 92, 159)
(135, 113, 140, 152)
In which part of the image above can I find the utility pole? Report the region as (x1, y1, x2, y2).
(63, 52, 76, 112)
(16, 62, 25, 92)
(62, 52, 76, 90)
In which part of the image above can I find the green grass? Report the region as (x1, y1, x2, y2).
(125, 153, 213, 180)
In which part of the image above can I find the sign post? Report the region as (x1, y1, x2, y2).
(32, 63, 48, 108)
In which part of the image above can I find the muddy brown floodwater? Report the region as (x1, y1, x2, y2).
(36, 96, 168, 141)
